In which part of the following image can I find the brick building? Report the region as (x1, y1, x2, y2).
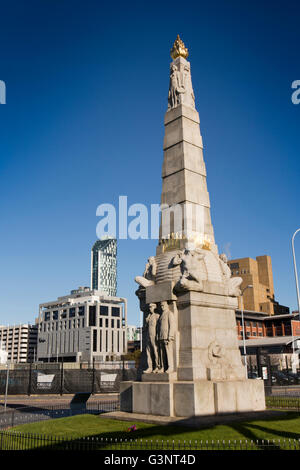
(236, 310, 300, 340)
(228, 255, 289, 315)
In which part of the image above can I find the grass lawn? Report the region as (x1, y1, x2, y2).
(3, 411, 300, 450)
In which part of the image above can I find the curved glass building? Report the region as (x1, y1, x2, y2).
(91, 238, 117, 297)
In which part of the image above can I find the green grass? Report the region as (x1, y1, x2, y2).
(3, 411, 300, 450)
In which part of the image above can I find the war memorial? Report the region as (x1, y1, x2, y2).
(120, 36, 266, 418)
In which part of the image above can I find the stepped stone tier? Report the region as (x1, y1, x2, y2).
(120, 36, 265, 417)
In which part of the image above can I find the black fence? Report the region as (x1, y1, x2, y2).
(0, 400, 119, 430)
(266, 395, 300, 412)
(0, 363, 137, 395)
(1, 433, 300, 451)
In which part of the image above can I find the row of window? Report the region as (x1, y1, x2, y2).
(236, 320, 263, 328)
(231, 269, 250, 275)
(92, 329, 125, 354)
(40, 317, 123, 333)
(40, 318, 85, 332)
(43, 305, 121, 322)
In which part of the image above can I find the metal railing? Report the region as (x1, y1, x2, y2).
(0, 400, 119, 430)
(266, 395, 300, 412)
(0, 433, 299, 450)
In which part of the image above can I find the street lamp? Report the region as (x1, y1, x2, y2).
(292, 229, 300, 316)
(240, 284, 253, 378)
(291, 229, 300, 372)
(4, 360, 10, 412)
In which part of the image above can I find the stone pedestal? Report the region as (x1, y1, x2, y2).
(120, 378, 265, 418)
(176, 291, 246, 382)
(121, 290, 265, 418)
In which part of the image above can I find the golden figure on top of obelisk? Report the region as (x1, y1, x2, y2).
(170, 35, 189, 60)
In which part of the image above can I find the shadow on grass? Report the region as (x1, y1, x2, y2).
(6, 410, 300, 451)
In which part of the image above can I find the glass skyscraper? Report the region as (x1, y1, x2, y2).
(91, 238, 117, 296)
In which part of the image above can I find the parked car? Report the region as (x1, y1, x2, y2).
(248, 371, 260, 379)
(285, 372, 300, 384)
(272, 370, 296, 385)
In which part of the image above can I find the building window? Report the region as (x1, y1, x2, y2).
(44, 312, 50, 321)
(93, 330, 97, 352)
(100, 318, 103, 327)
(111, 319, 114, 328)
(117, 320, 120, 329)
(69, 308, 76, 318)
(53, 310, 58, 320)
(89, 306, 96, 327)
(230, 263, 239, 270)
(61, 310, 67, 319)
(111, 307, 120, 317)
(78, 306, 85, 316)
(105, 319, 109, 328)
(100, 306, 109, 316)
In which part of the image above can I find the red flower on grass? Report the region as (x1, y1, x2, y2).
(127, 424, 137, 432)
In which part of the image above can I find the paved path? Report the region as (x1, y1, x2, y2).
(0, 393, 119, 407)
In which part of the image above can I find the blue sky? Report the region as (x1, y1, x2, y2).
(0, 0, 299, 326)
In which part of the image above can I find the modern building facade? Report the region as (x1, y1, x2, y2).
(236, 309, 300, 373)
(36, 287, 127, 363)
(236, 310, 300, 340)
(127, 325, 141, 342)
(0, 324, 38, 363)
(228, 255, 289, 315)
(91, 238, 117, 296)
(126, 325, 141, 353)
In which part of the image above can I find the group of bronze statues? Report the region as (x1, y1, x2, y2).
(144, 301, 175, 374)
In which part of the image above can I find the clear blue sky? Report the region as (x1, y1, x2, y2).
(0, 0, 299, 326)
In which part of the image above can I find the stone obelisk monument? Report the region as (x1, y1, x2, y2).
(120, 36, 265, 417)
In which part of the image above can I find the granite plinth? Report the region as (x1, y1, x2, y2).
(120, 379, 265, 418)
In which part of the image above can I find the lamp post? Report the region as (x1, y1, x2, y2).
(240, 284, 253, 379)
(4, 360, 10, 412)
(292, 229, 300, 316)
(140, 311, 143, 352)
(291, 229, 300, 372)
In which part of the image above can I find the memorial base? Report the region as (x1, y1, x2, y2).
(120, 379, 265, 417)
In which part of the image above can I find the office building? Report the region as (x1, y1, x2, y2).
(228, 255, 289, 315)
(91, 238, 117, 297)
(37, 286, 127, 362)
(0, 324, 38, 363)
